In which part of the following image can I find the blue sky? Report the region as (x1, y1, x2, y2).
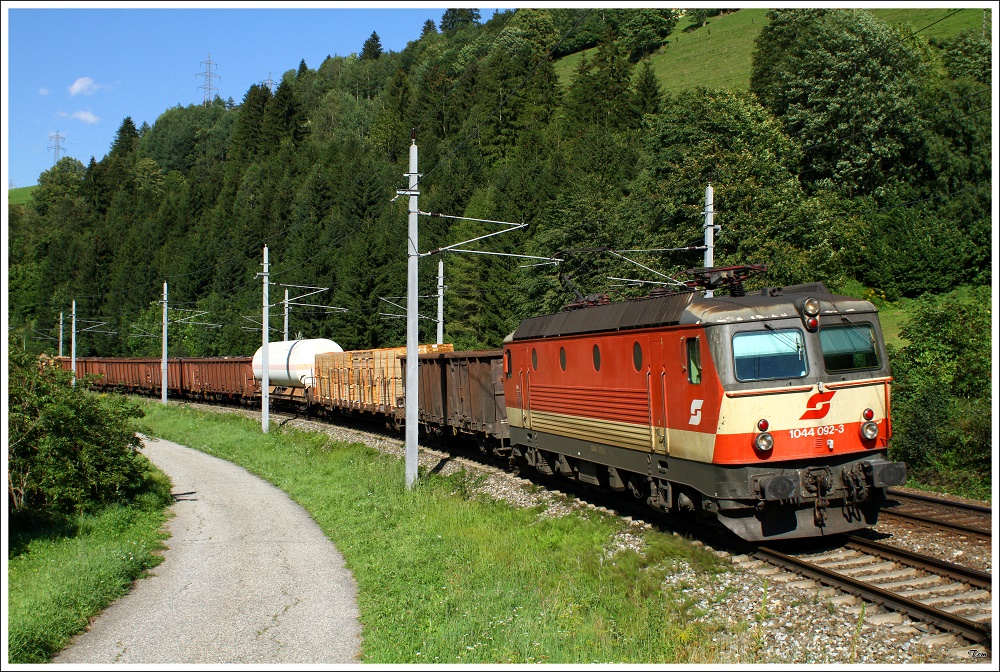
(4, 3, 503, 188)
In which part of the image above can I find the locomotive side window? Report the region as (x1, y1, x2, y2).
(686, 338, 702, 384)
(732, 329, 808, 381)
(633, 342, 642, 371)
(505, 349, 512, 378)
(820, 324, 880, 372)
(559, 347, 567, 371)
(531, 348, 538, 371)
(593, 344, 601, 371)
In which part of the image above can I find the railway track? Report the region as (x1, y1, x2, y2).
(882, 489, 992, 540)
(743, 536, 992, 647)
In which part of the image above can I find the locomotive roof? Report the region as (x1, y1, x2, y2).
(508, 283, 878, 341)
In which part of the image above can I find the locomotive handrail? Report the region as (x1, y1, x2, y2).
(725, 385, 814, 398)
(825, 376, 893, 389)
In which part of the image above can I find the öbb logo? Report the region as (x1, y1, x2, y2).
(800, 391, 836, 420)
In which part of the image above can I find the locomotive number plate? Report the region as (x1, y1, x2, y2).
(788, 425, 844, 439)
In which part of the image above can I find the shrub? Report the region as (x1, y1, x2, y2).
(8, 339, 148, 519)
(887, 287, 991, 492)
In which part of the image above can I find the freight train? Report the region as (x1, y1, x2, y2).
(63, 267, 906, 541)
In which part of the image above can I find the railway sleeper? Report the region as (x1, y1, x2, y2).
(924, 590, 991, 607)
(897, 582, 966, 599)
(837, 561, 899, 576)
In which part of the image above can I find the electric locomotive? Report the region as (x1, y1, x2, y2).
(501, 266, 906, 541)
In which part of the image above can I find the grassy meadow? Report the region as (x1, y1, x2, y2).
(554, 7, 985, 94)
(7, 186, 36, 205)
(7, 472, 173, 664)
(137, 401, 731, 664)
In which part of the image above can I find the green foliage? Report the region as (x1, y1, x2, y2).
(30, 157, 86, 217)
(938, 28, 992, 84)
(440, 8, 481, 32)
(750, 9, 930, 196)
(888, 287, 991, 492)
(7, 340, 148, 517)
(361, 31, 384, 60)
(632, 60, 662, 115)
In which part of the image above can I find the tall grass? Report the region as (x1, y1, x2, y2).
(139, 401, 729, 663)
(7, 472, 173, 664)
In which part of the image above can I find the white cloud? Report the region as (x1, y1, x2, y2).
(39, 87, 49, 96)
(72, 110, 100, 124)
(58, 110, 100, 124)
(68, 76, 107, 96)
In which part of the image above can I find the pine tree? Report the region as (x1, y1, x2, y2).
(421, 19, 438, 37)
(261, 81, 307, 149)
(297, 59, 308, 77)
(110, 117, 140, 157)
(440, 8, 480, 32)
(632, 60, 662, 115)
(361, 31, 383, 60)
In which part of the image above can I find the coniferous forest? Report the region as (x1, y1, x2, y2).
(8, 8, 992, 491)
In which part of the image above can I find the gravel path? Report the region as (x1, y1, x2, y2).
(53, 436, 362, 665)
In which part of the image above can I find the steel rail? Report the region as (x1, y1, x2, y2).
(887, 489, 992, 515)
(845, 535, 992, 590)
(881, 508, 991, 540)
(884, 491, 992, 540)
(755, 545, 992, 646)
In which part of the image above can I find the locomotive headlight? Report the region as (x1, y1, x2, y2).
(862, 408, 874, 421)
(805, 316, 819, 331)
(757, 418, 769, 432)
(803, 298, 821, 316)
(861, 421, 879, 441)
(755, 432, 774, 452)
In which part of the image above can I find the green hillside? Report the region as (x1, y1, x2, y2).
(8, 186, 36, 206)
(555, 7, 985, 93)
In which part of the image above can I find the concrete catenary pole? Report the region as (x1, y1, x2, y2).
(59, 311, 64, 357)
(71, 300, 76, 386)
(437, 258, 445, 345)
(704, 183, 715, 298)
(284, 288, 290, 342)
(161, 281, 168, 404)
(405, 139, 420, 488)
(262, 245, 270, 433)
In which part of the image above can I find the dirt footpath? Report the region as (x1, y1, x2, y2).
(53, 436, 363, 664)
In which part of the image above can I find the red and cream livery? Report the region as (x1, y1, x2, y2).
(502, 280, 906, 541)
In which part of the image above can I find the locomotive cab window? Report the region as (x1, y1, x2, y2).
(505, 350, 512, 378)
(559, 347, 567, 371)
(820, 323, 880, 372)
(732, 328, 807, 381)
(632, 342, 642, 371)
(531, 348, 538, 371)
(593, 344, 601, 371)
(686, 337, 702, 384)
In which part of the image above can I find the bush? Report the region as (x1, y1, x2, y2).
(887, 287, 991, 495)
(8, 340, 148, 519)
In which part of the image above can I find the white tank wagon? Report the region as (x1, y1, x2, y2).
(252, 339, 343, 389)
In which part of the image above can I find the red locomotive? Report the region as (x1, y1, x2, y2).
(502, 268, 905, 540)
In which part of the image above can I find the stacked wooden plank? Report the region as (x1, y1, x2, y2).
(313, 343, 453, 414)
